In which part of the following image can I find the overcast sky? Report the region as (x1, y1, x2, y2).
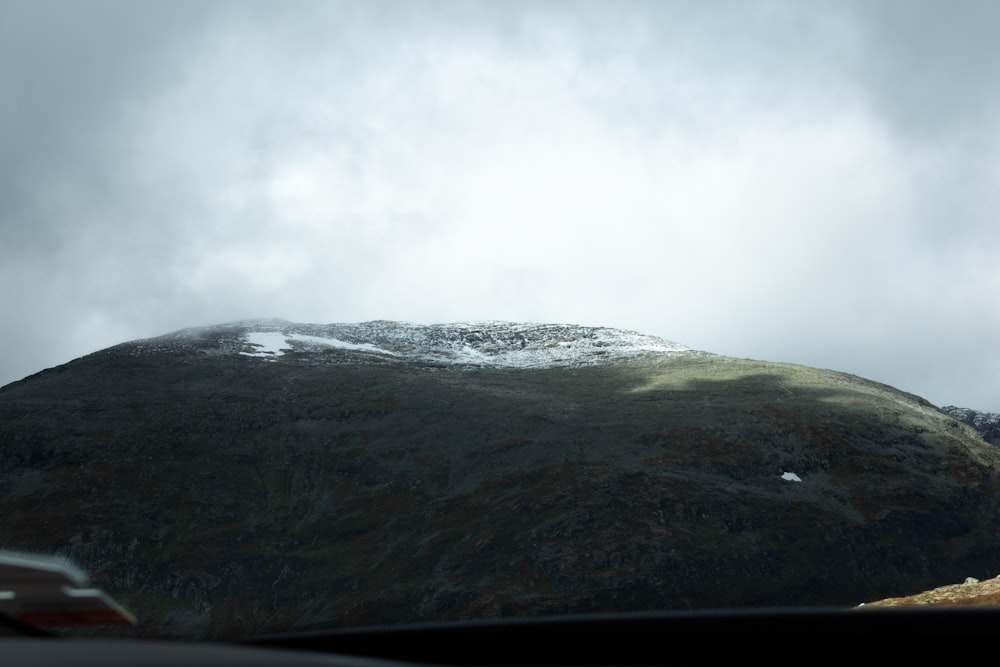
(1, 0, 998, 410)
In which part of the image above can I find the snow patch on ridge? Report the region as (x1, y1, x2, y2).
(239, 332, 291, 360)
(240, 332, 397, 359)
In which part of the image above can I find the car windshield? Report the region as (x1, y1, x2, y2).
(2, 0, 999, 642)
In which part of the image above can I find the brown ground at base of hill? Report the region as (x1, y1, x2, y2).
(861, 575, 1000, 606)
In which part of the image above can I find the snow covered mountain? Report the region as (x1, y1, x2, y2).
(6, 318, 1000, 639)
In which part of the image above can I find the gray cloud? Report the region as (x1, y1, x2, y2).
(1, 1, 998, 410)
(850, 0, 1000, 145)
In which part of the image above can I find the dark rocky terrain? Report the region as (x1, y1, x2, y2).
(2, 320, 1000, 638)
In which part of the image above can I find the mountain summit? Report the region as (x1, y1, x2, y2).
(2, 320, 1000, 638)
(120, 319, 691, 368)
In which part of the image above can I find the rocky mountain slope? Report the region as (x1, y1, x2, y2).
(941, 406, 1000, 447)
(2, 320, 1000, 638)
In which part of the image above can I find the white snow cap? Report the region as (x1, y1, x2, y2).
(232, 320, 690, 368)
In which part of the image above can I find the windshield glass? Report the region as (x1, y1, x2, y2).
(2, 0, 999, 641)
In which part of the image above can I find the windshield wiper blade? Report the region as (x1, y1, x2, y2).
(0, 551, 135, 628)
